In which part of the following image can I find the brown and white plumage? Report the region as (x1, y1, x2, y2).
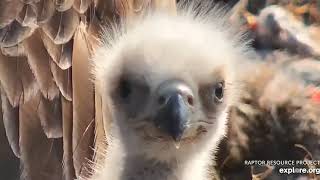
(0, 0, 175, 180)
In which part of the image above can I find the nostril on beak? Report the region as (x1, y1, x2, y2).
(186, 94, 194, 106)
(156, 80, 195, 108)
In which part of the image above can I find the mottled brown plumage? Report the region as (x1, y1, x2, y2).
(216, 58, 320, 180)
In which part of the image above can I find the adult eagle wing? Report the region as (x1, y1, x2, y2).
(0, 1, 176, 180)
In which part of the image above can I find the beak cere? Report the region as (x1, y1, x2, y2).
(154, 80, 194, 142)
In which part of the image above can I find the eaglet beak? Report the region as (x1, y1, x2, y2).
(154, 80, 194, 142)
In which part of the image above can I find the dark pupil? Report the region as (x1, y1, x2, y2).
(119, 80, 131, 99)
(214, 83, 224, 100)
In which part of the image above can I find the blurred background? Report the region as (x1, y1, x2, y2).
(213, 1, 320, 180)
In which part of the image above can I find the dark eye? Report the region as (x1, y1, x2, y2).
(119, 79, 132, 99)
(213, 82, 224, 102)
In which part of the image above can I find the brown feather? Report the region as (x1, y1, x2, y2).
(73, 0, 92, 14)
(72, 24, 95, 178)
(0, 20, 35, 48)
(19, 93, 63, 180)
(1, 91, 20, 158)
(0, 53, 23, 107)
(41, 31, 72, 70)
(19, 59, 40, 104)
(16, 4, 38, 27)
(0, 0, 24, 28)
(23, 31, 59, 100)
(38, 95, 63, 138)
(1, 44, 25, 57)
(62, 97, 76, 180)
(34, 0, 56, 24)
(42, 8, 79, 44)
(55, 0, 75, 12)
(50, 61, 72, 101)
(92, 92, 107, 167)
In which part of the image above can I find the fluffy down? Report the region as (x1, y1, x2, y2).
(88, 2, 251, 180)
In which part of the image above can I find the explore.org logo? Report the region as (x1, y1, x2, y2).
(279, 167, 320, 175)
